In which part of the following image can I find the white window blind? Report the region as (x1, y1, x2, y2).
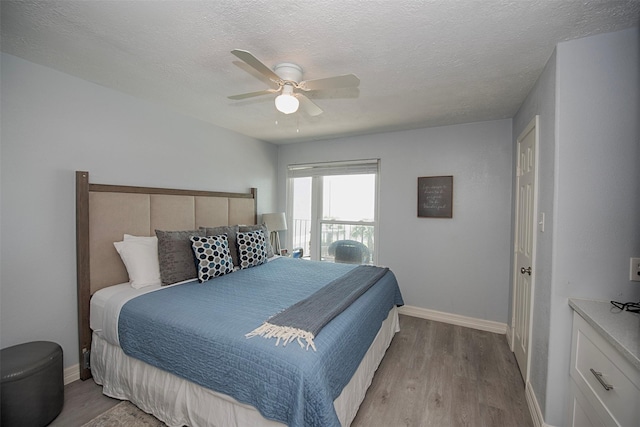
(287, 159, 379, 178)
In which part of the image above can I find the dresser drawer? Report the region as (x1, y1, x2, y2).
(568, 381, 607, 427)
(570, 313, 640, 427)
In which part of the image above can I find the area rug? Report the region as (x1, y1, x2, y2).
(81, 401, 166, 427)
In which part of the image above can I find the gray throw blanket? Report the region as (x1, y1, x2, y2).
(246, 265, 389, 350)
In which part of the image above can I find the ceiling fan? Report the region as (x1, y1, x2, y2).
(228, 49, 360, 116)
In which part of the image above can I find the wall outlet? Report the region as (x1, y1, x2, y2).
(631, 257, 640, 282)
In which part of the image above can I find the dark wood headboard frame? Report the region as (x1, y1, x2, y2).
(75, 171, 258, 380)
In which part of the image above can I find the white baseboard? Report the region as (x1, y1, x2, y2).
(525, 380, 553, 427)
(506, 323, 514, 350)
(64, 363, 80, 385)
(398, 305, 507, 334)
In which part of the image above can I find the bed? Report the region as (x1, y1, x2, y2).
(75, 171, 403, 426)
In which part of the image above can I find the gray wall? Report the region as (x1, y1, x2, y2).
(513, 27, 640, 426)
(278, 120, 514, 323)
(0, 53, 279, 369)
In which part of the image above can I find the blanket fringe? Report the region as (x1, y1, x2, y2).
(245, 322, 317, 351)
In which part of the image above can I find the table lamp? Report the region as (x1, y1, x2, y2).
(262, 212, 287, 255)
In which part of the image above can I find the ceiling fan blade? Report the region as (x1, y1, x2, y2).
(231, 49, 282, 84)
(228, 88, 279, 100)
(299, 74, 360, 91)
(297, 93, 323, 116)
(304, 87, 360, 99)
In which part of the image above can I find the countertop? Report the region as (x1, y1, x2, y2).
(569, 298, 640, 371)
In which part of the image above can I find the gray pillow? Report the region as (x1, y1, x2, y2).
(238, 223, 274, 258)
(200, 225, 240, 266)
(155, 229, 206, 285)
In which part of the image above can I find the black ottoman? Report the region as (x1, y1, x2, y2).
(1, 341, 64, 427)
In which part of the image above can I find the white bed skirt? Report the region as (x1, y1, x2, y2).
(91, 306, 399, 427)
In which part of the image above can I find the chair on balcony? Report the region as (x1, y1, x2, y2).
(327, 240, 370, 264)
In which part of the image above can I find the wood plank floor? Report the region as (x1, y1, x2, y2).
(351, 316, 533, 427)
(50, 315, 532, 426)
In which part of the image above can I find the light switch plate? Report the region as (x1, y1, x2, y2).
(630, 257, 640, 282)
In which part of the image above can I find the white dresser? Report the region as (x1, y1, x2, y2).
(568, 299, 640, 427)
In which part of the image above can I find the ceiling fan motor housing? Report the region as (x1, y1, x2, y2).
(274, 63, 303, 83)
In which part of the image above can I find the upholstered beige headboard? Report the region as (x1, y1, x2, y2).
(75, 171, 257, 379)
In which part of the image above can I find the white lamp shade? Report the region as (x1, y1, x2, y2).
(275, 94, 299, 114)
(262, 212, 287, 232)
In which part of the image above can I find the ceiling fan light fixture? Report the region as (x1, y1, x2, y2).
(275, 94, 299, 114)
(275, 85, 299, 114)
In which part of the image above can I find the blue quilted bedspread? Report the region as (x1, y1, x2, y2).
(118, 257, 403, 427)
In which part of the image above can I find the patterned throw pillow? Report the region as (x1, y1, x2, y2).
(236, 230, 267, 270)
(200, 225, 240, 267)
(238, 224, 274, 258)
(190, 234, 234, 282)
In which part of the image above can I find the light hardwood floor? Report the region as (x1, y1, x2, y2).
(351, 316, 533, 427)
(50, 315, 533, 426)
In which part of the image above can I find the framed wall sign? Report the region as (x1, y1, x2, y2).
(418, 176, 453, 218)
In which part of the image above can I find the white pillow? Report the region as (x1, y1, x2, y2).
(113, 235, 161, 289)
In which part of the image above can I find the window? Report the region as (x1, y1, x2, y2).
(287, 160, 379, 264)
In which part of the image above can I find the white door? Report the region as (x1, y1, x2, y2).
(512, 116, 538, 381)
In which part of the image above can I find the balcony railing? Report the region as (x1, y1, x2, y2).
(291, 219, 374, 263)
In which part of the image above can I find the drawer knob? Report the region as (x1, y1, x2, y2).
(590, 368, 614, 391)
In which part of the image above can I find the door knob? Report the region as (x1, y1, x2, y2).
(520, 267, 532, 275)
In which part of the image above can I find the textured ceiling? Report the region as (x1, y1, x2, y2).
(2, 1, 639, 144)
